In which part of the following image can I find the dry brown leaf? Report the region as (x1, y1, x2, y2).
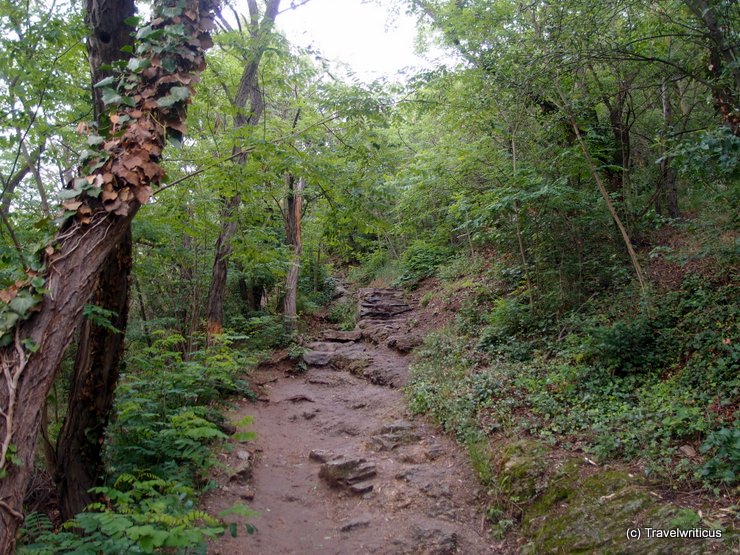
(122, 156, 145, 170)
(102, 190, 118, 202)
(114, 202, 129, 216)
(78, 205, 92, 215)
(0, 288, 16, 303)
(63, 200, 83, 211)
(168, 121, 187, 134)
(119, 188, 133, 202)
(104, 199, 122, 212)
(135, 185, 153, 204)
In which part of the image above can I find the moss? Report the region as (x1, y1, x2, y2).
(497, 439, 550, 502)
(523, 470, 722, 554)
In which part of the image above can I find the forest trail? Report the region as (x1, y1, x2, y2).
(204, 288, 501, 555)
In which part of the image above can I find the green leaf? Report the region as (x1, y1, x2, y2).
(234, 415, 254, 427)
(232, 431, 256, 442)
(123, 15, 141, 27)
(9, 294, 37, 316)
(157, 86, 190, 108)
(228, 522, 237, 538)
(101, 87, 123, 106)
(87, 135, 104, 146)
(127, 57, 151, 73)
(94, 76, 116, 89)
(0, 312, 19, 332)
(161, 6, 183, 18)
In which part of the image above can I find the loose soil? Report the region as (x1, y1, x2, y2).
(204, 288, 503, 555)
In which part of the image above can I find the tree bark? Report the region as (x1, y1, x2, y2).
(660, 80, 681, 218)
(283, 175, 303, 329)
(0, 1, 218, 549)
(206, 194, 240, 336)
(50, 0, 136, 522)
(54, 228, 132, 521)
(85, 0, 137, 130)
(205, 0, 281, 336)
(684, 0, 740, 135)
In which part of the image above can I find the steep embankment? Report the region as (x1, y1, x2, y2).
(205, 288, 502, 554)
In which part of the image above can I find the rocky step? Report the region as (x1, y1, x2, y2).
(315, 454, 378, 495)
(359, 304, 412, 319)
(320, 330, 362, 342)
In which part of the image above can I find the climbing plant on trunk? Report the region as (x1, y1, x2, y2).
(0, 0, 219, 550)
(51, 0, 137, 522)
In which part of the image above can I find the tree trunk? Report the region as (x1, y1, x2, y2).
(0, 1, 218, 549)
(85, 0, 137, 131)
(684, 0, 740, 135)
(204, 0, 281, 337)
(660, 80, 681, 218)
(54, 228, 132, 521)
(283, 175, 304, 329)
(50, 0, 136, 522)
(206, 194, 240, 336)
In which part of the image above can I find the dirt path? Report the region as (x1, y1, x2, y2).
(205, 288, 501, 555)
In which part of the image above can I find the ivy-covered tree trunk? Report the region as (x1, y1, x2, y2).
(52, 0, 136, 522)
(205, 0, 281, 336)
(0, 1, 218, 550)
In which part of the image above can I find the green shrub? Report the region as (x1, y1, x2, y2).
(394, 241, 454, 288)
(19, 476, 224, 554)
(698, 427, 740, 484)
(327, 300, 356, 331)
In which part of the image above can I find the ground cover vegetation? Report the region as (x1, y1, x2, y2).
(0, 0, 737, 552)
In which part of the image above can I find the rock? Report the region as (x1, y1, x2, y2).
(349, 481, 375, 495)
(322, 330, 362, 342)
(330, 354, 372, 374)
(229, 461, 253, 484)
(309, 449, 335, 463)
(679, 444, 697, 458)
(367, 421, 421, 450)
(319, 456, 377, 491)
(412, 525, 459, 555)
(302, 409, 319, 420)
(425, 443, 445, 460)
(386, 334, 423, 353)
(303, 351, 332, 366)
(235, 449, 252, 462)
(339, 517, 372, 532)
(421, 481, 452, 499)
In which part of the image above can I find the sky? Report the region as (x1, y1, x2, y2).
(271, 0, 448, 82)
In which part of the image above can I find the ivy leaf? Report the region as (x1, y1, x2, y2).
(9, 294, 37, 316)
(157, 86, 190, 108)
(94, 76, 116, 89)
(127, 57, 151, 73)
(101, 88, 123, 106)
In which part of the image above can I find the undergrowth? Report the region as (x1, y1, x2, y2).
(19, 331, 259, 554)
(407, 265, 739, 492)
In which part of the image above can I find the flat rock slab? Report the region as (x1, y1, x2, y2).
(322, 330, 362, 342)
(319, 455, 377, 491)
